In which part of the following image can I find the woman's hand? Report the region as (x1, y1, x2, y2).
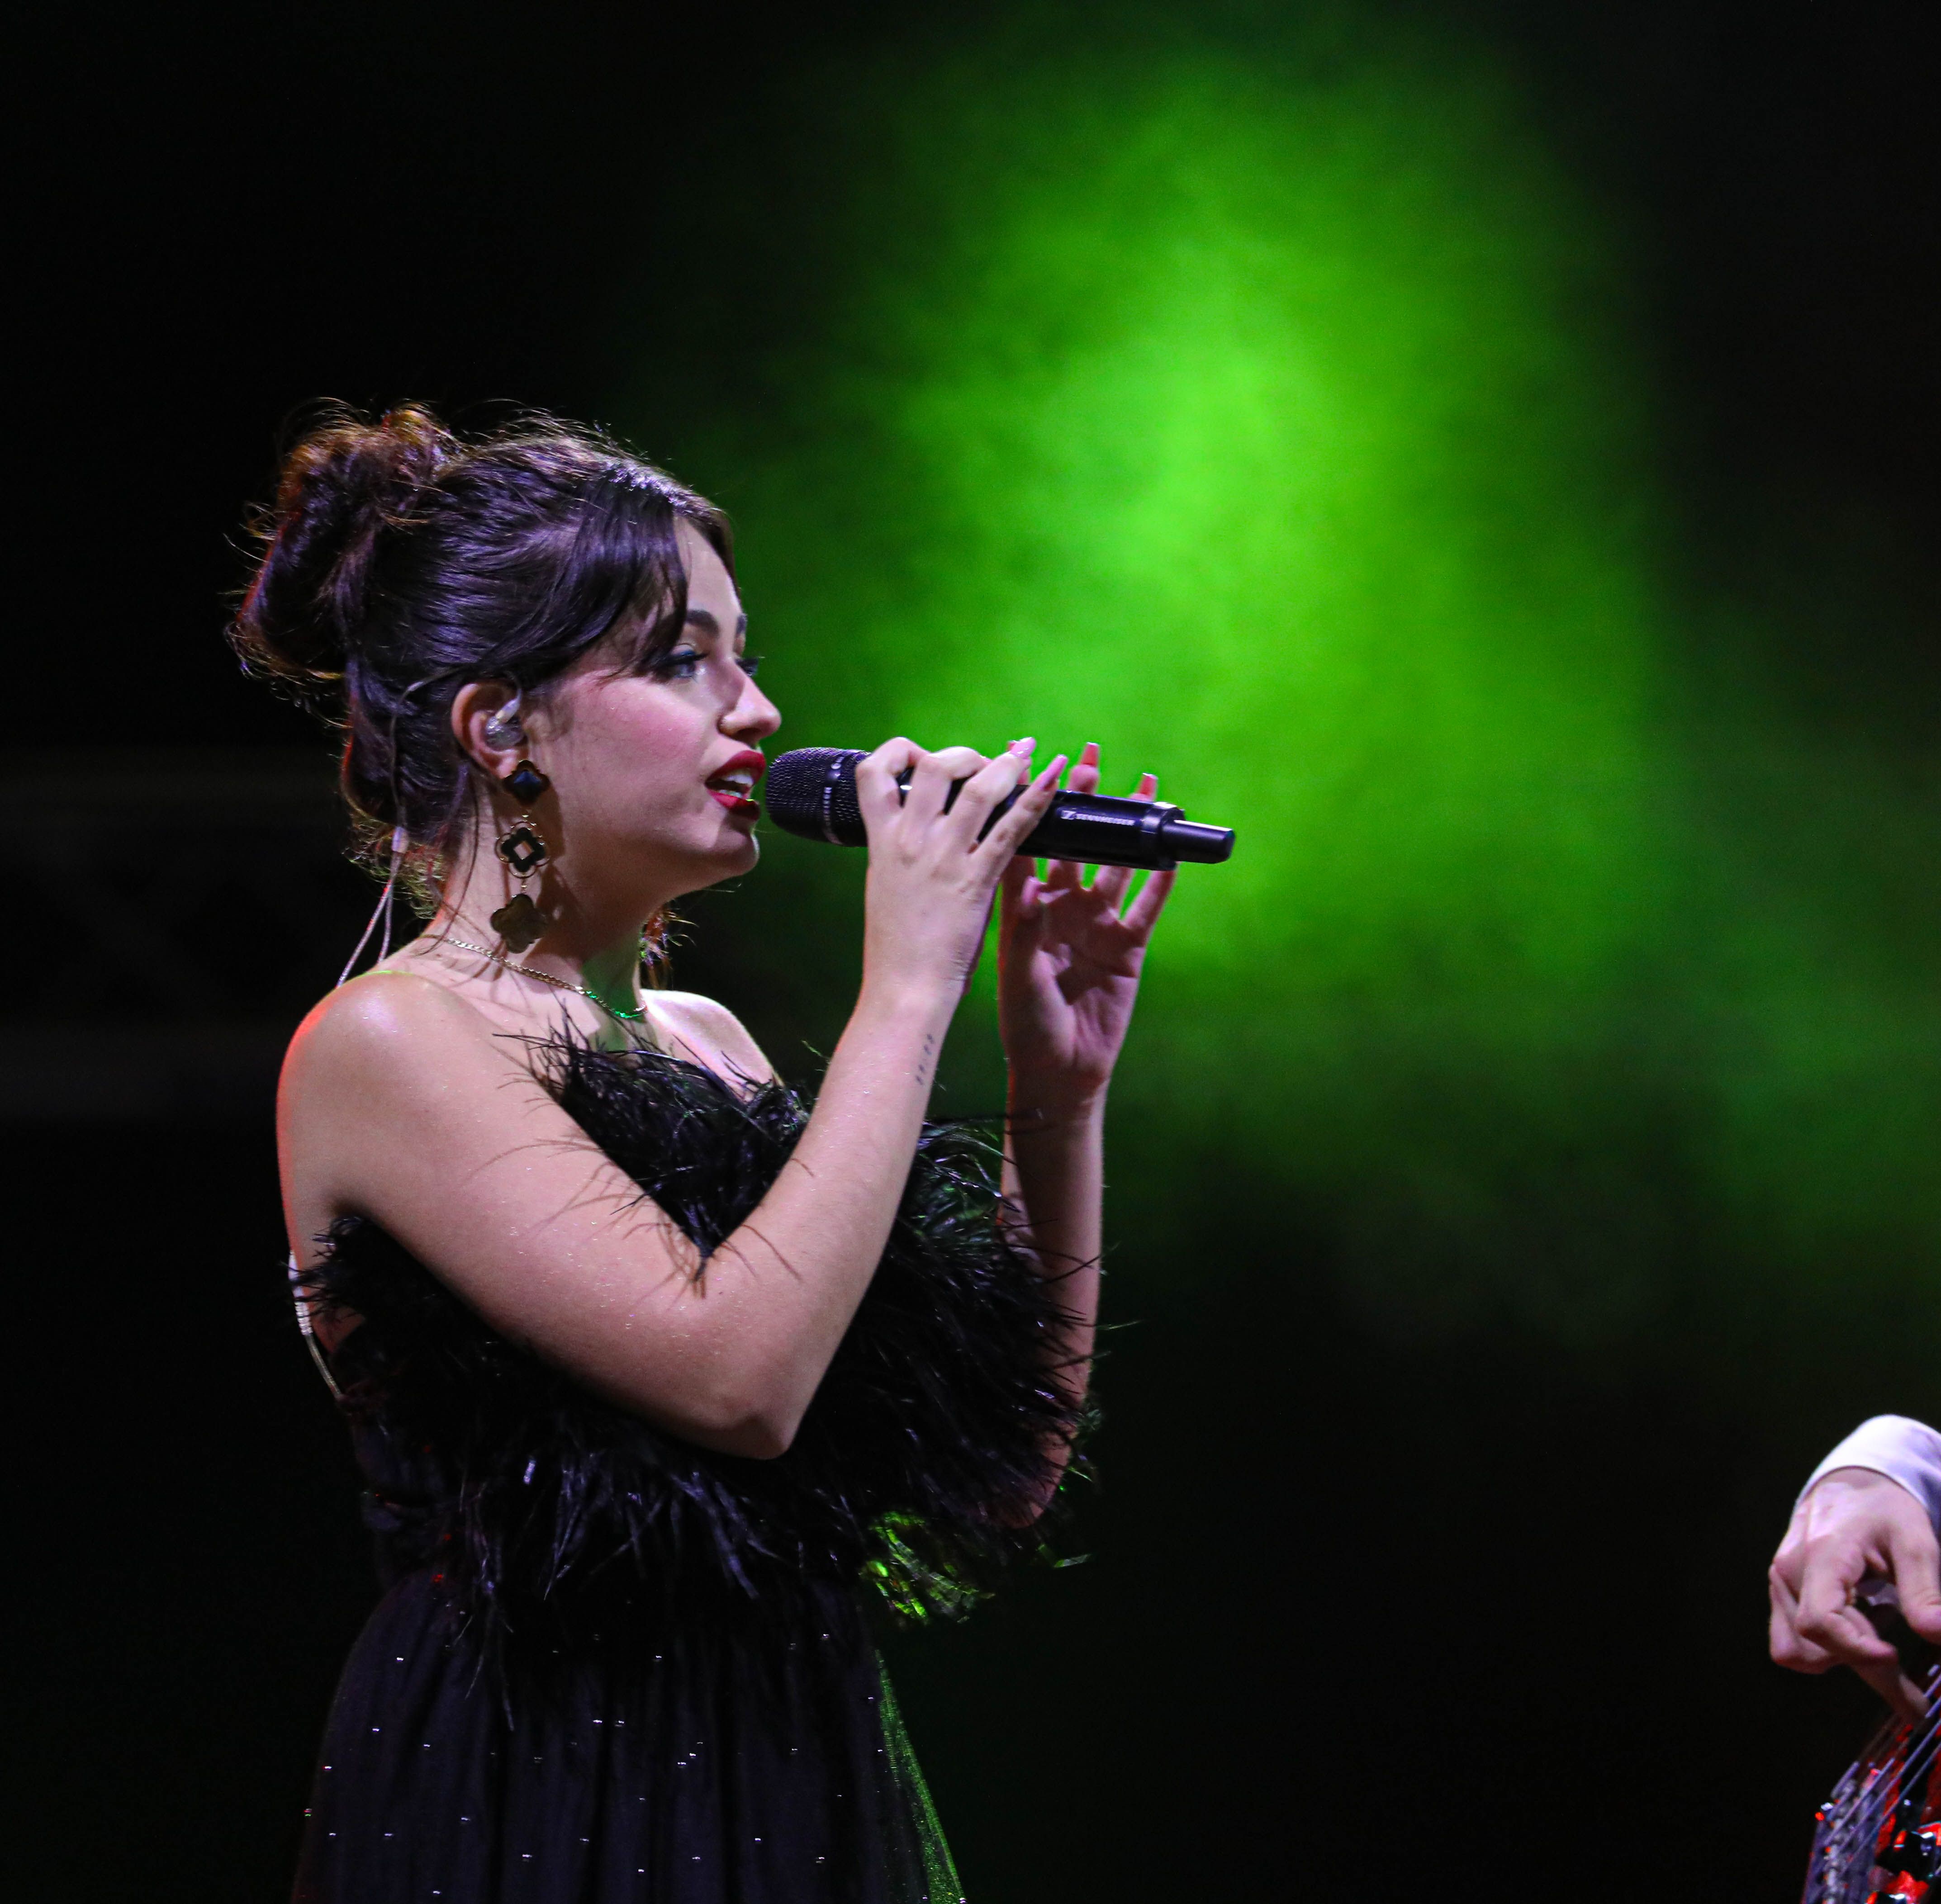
(857, 737, 1064, 1001)
(1770, 1467, 1941, 1720)
(997, 743, 1175, 1108)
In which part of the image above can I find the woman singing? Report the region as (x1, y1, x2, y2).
(236, 405, 1173, 1902)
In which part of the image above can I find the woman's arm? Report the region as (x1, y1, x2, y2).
(1001, 1092, 1105, 1404)
(995, 746, 1175, 1478)
(284, 739, 1063, 1461)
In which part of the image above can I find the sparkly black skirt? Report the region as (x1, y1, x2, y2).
(292, 1568, 959, 1904)
(289, 1041, 1082, 1904)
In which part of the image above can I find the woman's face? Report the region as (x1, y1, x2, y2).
(535, 521, 781, 899)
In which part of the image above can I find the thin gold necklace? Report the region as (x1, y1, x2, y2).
(440, 935, 648, 1023)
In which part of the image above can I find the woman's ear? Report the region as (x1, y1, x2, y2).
(452, 681, 525, 784)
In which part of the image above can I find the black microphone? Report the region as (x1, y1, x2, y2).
(763, 747, 1234, 871)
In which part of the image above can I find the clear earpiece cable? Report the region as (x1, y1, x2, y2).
(337, 825, 409, 988)
(376, 823, 404, 966)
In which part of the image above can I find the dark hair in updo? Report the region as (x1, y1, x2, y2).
(232, 403, 733, 885)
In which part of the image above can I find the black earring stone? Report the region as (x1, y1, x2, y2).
(503, 759, 551, 804)
(489, 893, 548, 953)
(504, 757, 551, 803)
(496, 824, 549, 880)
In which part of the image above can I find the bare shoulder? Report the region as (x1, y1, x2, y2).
(651, 989, 778, 1085)
(281, 969, 512, 1099)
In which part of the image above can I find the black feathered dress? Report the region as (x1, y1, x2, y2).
(289, 1040, 1082, 1904)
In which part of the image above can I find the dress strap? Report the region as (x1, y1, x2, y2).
(288, 1251, 344, 1402)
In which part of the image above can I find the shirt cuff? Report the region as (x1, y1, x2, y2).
(1801, 1415, 1941, 1534)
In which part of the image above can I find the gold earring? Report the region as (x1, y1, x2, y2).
(489, 761, 553, 953)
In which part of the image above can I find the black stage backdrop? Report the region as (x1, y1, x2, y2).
(8, 3, 1938, 1899)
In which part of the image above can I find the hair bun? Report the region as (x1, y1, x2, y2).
(233, 403, 455, 687)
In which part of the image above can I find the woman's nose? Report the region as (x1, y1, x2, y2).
(726, 678, 781, 741)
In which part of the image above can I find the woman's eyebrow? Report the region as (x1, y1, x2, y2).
(683, 607, 750, 639)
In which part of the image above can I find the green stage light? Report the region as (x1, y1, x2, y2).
(724, 58, 1666, 1129)
(643, 28, 1941, 1351)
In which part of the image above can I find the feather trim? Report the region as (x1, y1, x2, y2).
(303, 1040, 1086, 1663)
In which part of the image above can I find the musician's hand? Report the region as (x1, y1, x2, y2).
(1770, 1466, 1941, 1721)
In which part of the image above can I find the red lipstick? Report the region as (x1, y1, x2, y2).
(704, 749, 767, 819)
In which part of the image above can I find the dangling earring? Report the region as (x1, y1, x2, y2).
(489, 759, 554, 953)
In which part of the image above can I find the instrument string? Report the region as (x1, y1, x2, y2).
(1814, 1736, 1901, 1894)
(1809, 1665, 1941, 1904)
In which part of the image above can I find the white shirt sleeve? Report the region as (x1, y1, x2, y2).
(1800, 1415, 1941, 1534)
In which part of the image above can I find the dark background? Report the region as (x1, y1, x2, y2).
(9, 2, 1938, 1898)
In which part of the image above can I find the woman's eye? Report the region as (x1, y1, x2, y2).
(738, 653, 764, 680)
(650, 649, 704, 681)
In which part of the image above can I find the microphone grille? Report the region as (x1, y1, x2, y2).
(763, 747, 868, 846)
